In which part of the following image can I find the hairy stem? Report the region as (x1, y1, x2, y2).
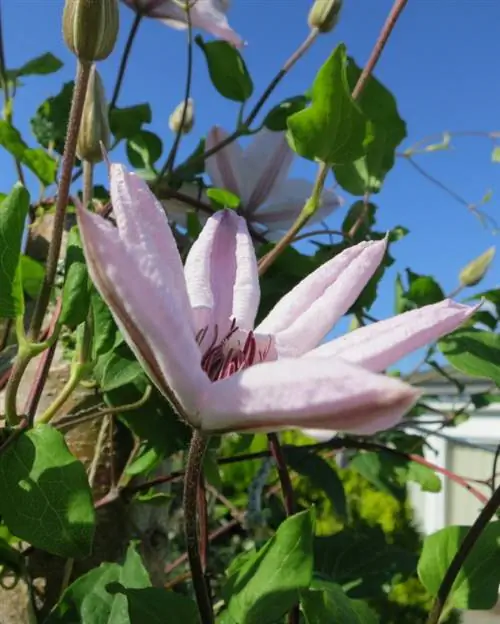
(29, 60, 91, 340)
(183, 430, 214, 624)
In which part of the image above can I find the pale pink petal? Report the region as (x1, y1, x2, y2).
(77, 206, 209, 423)
(256, 239, 387, 357)
(184, 210, 260, 336)
(253, 180, 342, 237)
(110, 164, 194, 332)
(307, 300, 478, 371)
(206, 126, 246, 200)
(242, 130, 294, 213)
(123, 0, 244, 47)
(201, 357, 419, 434)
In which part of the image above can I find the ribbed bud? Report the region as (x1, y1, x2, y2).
(169, 98, 195, 135)
(308, 0, 343, 33)
(76, 66, 110, 163)
(63, 0, 119, 62)
(459, 247, 496, 287)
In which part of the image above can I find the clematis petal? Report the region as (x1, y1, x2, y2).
(256, 239, 387, 357)
(307, 299, 478, 371)
(122, 0, 244, 48)
(242, 130, 294, 213)
(206, 126, 246, 200)
(254, 180, 342, 237)
(110, 163, 194, 332)
(184, 210, 260, 336)
(77, 205, 210, 424)
(201, 357, 419, 434)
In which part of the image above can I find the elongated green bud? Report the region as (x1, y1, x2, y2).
(63, 0, 119, 62)
(459, 247, 496, 287)
(76, 66, 110, 163)
(169, 98, 195, 135)
(308, 0, 343, 33)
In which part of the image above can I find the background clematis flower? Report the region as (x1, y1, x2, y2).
(164, 126, 343, 240)
(77, 163, 476, 435)
(121, 0, 243, 48)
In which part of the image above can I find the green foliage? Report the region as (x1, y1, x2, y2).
(47, 543, 152, 623)
(196, 36, 253, 102)
(110, 103, 152, 141)
(287, 44, 366, 164)
(439, 328, 500, 387)
(0, 425, 95, 558)
(263, 96, 309, 132)
(333, 56, 406, 194)
(0, 121, 57, 185)
(0, 184, 30, 318)
(301, 583, 379, 623)
(126, 130, 163, 175)
(223, 509, 315, 624)
(418, 523, 500, 614)
(60, 226, 90, 328)
(31, 81, 74, 154)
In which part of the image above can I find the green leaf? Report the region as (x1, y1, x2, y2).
(404, 269, 445, 309)
(0, 121, 57, 185)
(263, 96, 309, 132)
(106, 383, 191, 462)
(31, 81, 73, 154)
(0, 536, 24, 575)
(96, 345, 144, 392)
(492, 146, 500, 163)
(473, 310, 498, 331)
(206, 187, 240, 209)
(224, 509, 315, 624)
(19, 255, 45, 299)
(126, 130, 163, 171)
(60, 227, 90, 328)
(333, 56, 406, 195)
(438, 329, 500, 387)
(196, 36, 253, 102)
(350, 452, 441, 500)
(418, 523, 500, 612)
(341, 201, 376, 242)
(287, 44, 367, 165)
(0, 425, 95, 558)
(285, 447, 347, 520)
(108, 586, 200, 623)
(110, 104, 152, 141)
(91, 290, 119, 359)
(47, 542, 151, 623)
(301, 584, 379, 624)
(0, 184, 30, 318)
(314, 527, 417, 599)
(9, 52, 63, 78)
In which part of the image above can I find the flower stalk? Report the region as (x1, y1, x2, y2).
(183, 430, 214, 624)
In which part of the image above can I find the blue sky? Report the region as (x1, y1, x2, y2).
(1, 1, 499, 370)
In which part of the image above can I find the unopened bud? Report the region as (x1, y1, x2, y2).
(63, 0, 119, 62)
(77, 66, 110, 163)
(308, 0, 343, 33)
(169, 98, 195, 135)
(459, 247, 496, 287)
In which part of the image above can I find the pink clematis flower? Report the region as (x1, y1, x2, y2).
(121, 0, 243, 48)
(77, 164, 476, 435)
(165, 126, 343, 240)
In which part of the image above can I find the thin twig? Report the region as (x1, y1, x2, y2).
(157, 6, 193, 182)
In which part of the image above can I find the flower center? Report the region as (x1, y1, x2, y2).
(197, 319, 270, 382)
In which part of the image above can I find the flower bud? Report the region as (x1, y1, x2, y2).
(169, 98, 195, 135)
(459, 247, 496, 287)
(308, 0, 343, 33)
(76, 66, 110, 163)
(63, 0, 119, 62)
